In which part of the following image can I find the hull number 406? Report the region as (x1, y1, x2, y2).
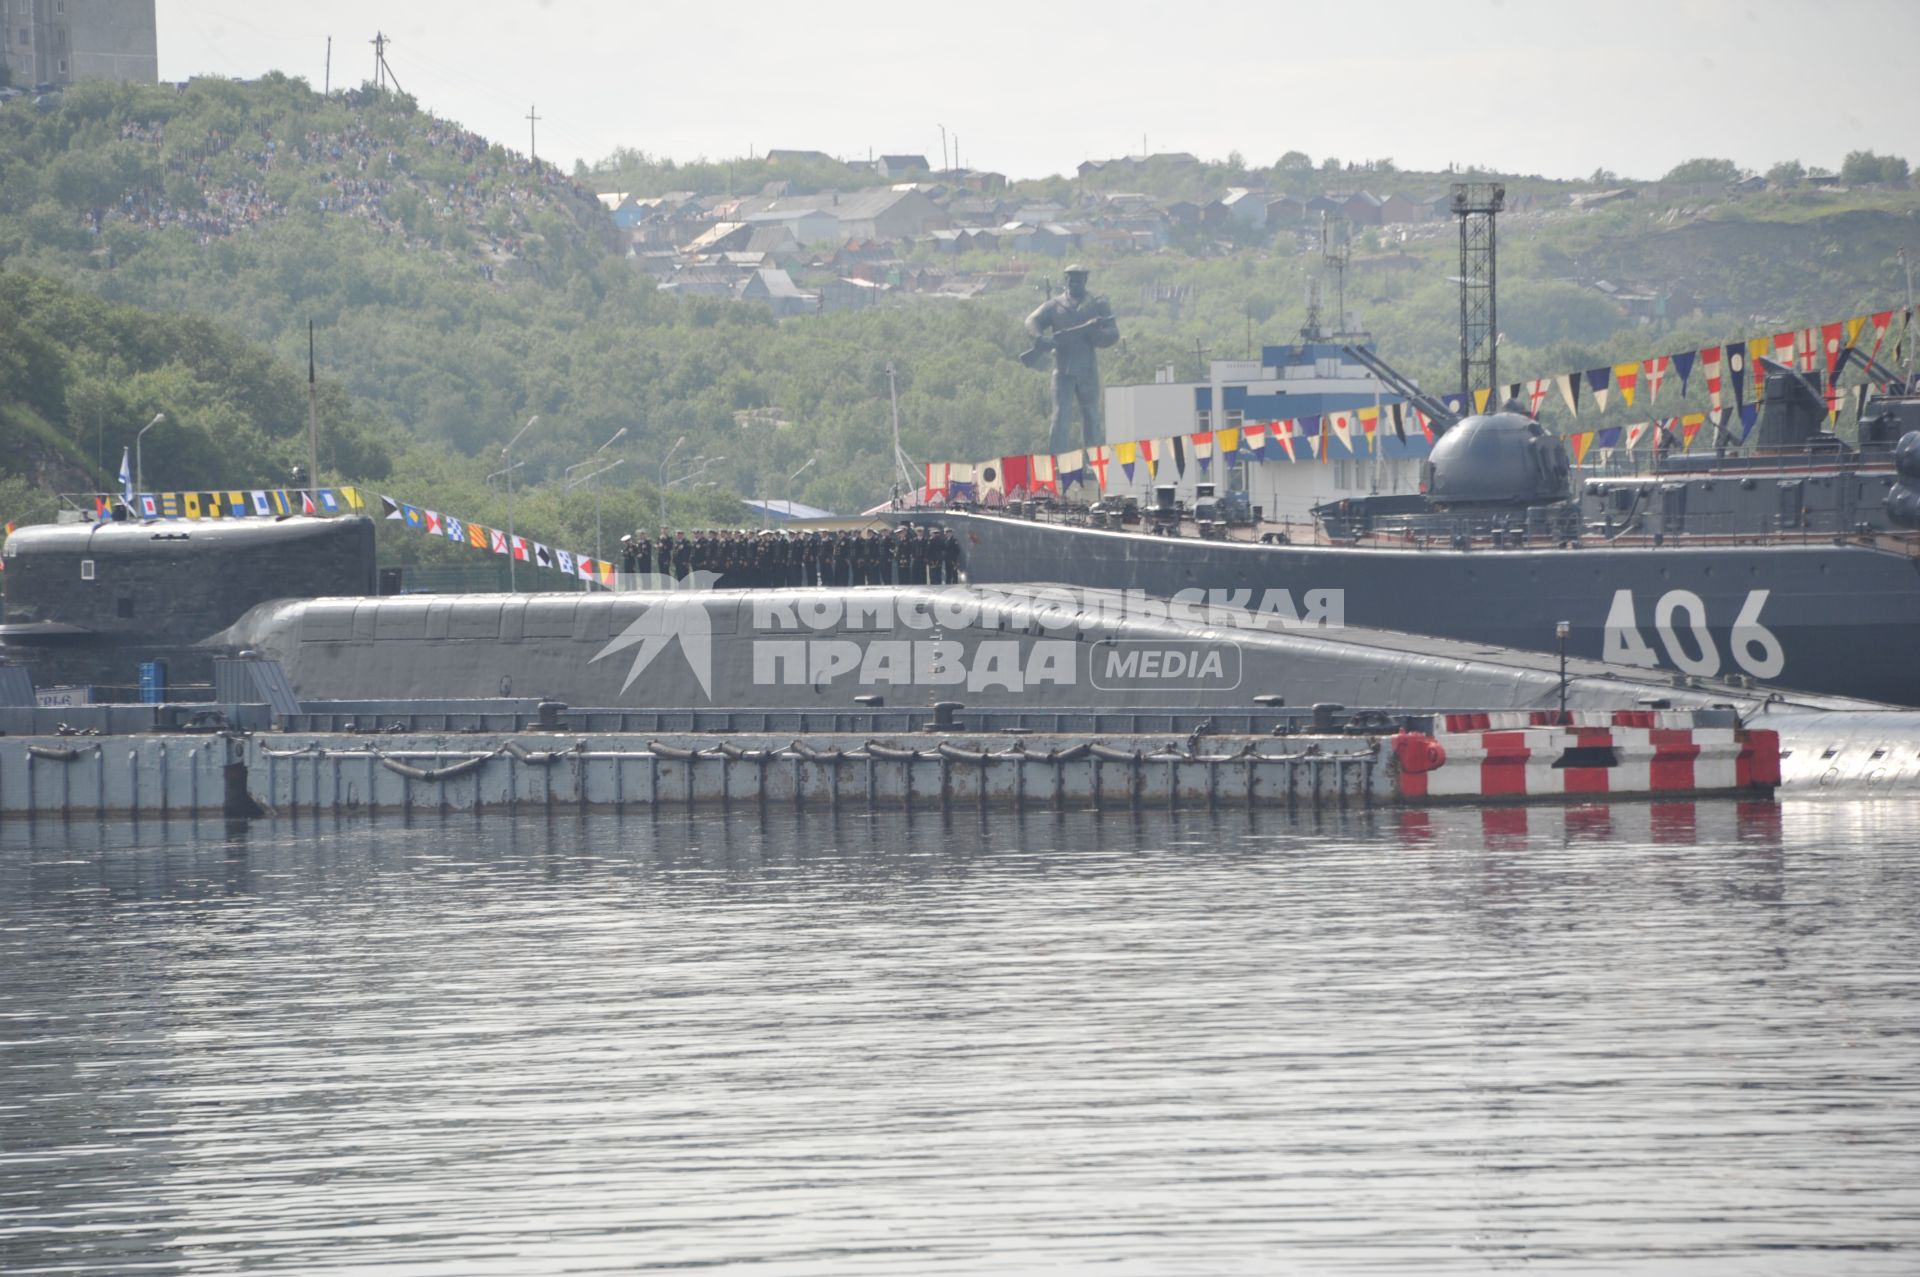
(1603, 588, 1784, 680)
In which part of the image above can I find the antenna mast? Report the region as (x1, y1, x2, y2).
(887, 363, 917, 496)
(1322, 212, 1353, 336)
(306, 321, 321, 491)
(1453, 181, 1505, 404)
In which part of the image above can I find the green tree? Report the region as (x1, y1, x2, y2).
(1766, 159, 1805, 184)
(1840, 150, 1910, 184)
(1662, 157, 1740, 185)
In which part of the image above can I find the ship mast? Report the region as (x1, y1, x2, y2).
(306, 321, 320, 490)
(1453, 182, 1504, 406)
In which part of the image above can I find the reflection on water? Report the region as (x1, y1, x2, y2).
(1, 800, 1916, 1274)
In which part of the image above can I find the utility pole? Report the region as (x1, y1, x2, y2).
(938, 123, 947, 173)
(527, 104, 541, 164)
(306, 322, 320, 494)
(324, 36, 331, 96)
(368, 32, 402, 96)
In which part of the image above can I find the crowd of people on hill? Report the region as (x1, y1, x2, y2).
(618, 526, 963, 590)
(82, 102, 604, 262)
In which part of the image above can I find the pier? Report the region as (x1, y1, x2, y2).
(0, 698, 1780, 819)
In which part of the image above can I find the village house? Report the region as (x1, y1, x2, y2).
(832, 238, 898, 272)
(821, 276, 888, 311)
(764, 148, 838, 166)
(659, 263, 743, 299)
(1209, 187, 1269, 230)
(738, 267, 817, 317)
(1265, 194, 1306, 225)
(1379, 191, 1427, 224)
(830, 187, 949, 239)
(876, 154, 931, 180)
(953, 170, 1009, 194)
(946, 196, 1009, 227)
(1336, 192, 1384, 225)
(743, 224, 806, 261)
(1001, 222, 1080, 256)
(743, 206, 841, 245)
(1011, 200, 1067, 224)
(927, 227, 1004, 254)
(627, 248, 678, 278)
(684, 221, 754, 255)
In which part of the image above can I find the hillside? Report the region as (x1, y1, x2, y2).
(1, 74, 1915, 527)
(0, 268, 396, 522)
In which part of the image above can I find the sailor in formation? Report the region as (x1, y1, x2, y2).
(618, 525, 961, 589)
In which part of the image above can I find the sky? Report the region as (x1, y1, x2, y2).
(158, 0, 1920, 183)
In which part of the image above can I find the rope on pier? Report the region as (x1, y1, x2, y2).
(501, 740, 567, 766)
(379, 754, 491, 782)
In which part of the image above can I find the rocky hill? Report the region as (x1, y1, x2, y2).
(2, 74, 1915, 524)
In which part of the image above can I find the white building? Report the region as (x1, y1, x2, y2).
(1095, 342, 1435, 522)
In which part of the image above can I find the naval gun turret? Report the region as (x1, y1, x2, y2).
(1421, 407, 1571, 509)
(1885, 431, 1920, 529)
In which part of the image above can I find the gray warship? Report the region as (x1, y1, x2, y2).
(901, 361, 1920, 707)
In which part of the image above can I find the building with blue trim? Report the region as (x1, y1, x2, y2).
(1098, 342, 1435, 521)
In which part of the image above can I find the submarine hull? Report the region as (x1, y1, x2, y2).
(211, 584, 1883, 718)
(1, 516, 376, 690)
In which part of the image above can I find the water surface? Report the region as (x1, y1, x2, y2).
(2, 801, 1916, 1273)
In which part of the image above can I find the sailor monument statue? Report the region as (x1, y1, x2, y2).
(1022, 264, 1120, 454)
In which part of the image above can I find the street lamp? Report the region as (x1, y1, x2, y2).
(1556, 619, 1571, 719)
(502, 415, 540, 592)
(485, 460, 526, 491)
(133, 412, 164, 510)
(785, 456, 816, 523)
(658, 435, 687, 531)
(565, 426, 629, 489)
(662, 455, 724, 531)
(565, 427, 629, 566)
(576, 457, 626, 565)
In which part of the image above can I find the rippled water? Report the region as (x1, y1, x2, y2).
(2, 800, 1917, 1274)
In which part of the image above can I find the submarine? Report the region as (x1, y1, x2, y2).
(0, 515, 374, 690)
